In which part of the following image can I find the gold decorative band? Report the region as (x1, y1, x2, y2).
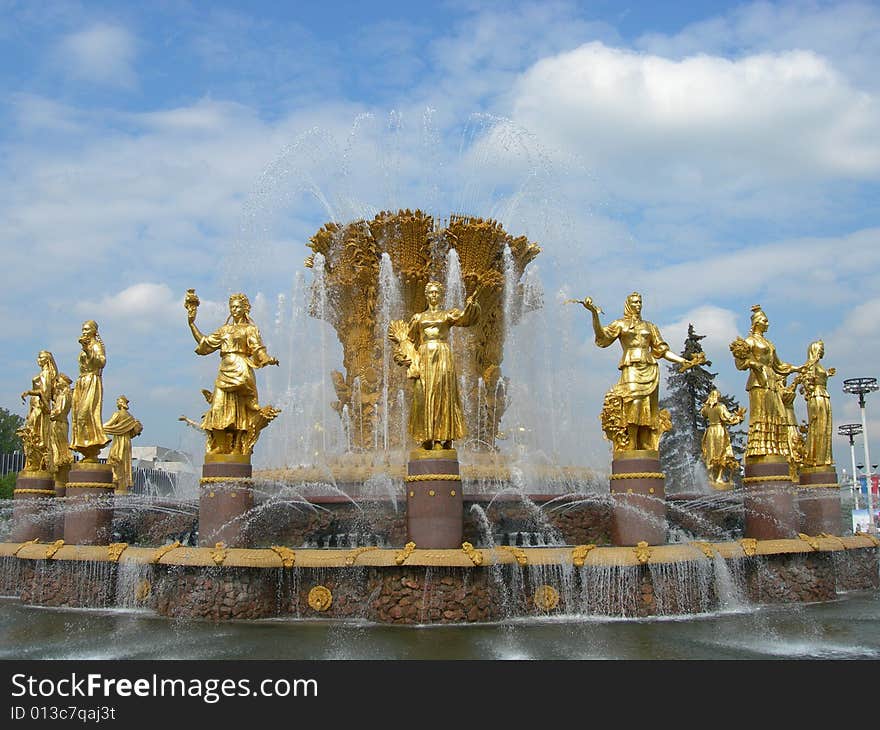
(13, 488, 55, 496)
(743, 475, 795, 484)
(199, 476, 252, 484)
(610, 472, 665, 480)
(65, 482, 115, 489)
(404, 473, 462, 483)
(614, 449, 659, 460)
(798, 483, 839, 489)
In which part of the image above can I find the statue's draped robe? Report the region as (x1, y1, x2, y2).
(407, 300, 480, 444)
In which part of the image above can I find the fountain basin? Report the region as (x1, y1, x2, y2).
(2, 536, 877, 624)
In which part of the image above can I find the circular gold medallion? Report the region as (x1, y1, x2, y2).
(308, 585, 333, 612)
(533, 584, 560, 611)
(135, 579, 152, 602)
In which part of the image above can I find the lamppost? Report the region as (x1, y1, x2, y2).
(839, 423, 863, 509)
(843, 377, 879, 533)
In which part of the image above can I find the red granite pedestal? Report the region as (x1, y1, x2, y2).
(63, 462, 115, 545)
(199, 454, 253, 547)
(406, 449, 463, 549)
(743, 456, 798, 539)
(610, 450, 666, 546)
(798, 466, 841, 535)
(11, 471, 56, 542)
(53, 466, 69, 541)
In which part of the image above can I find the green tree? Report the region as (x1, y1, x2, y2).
(660, 324, 745, 491)
(0, 471, 15, 499)
(0, 406, 24, 453)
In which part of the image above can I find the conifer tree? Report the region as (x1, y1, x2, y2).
(659, 324, 745, 491)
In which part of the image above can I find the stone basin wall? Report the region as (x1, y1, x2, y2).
(79, 494, 616, 549)
(2, 544, 877, 624)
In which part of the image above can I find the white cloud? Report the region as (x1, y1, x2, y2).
(509, 42, 880, 205)
(57, 22, 138, 88)
(660, 305, 740, 363)
(636, 1, 880, 91)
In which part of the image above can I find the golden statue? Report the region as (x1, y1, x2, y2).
(70, 320, 110, 461)
(50, 372, 73, 484)
(185, 289, 281, 456)
(18, 350, 58, 472)
(103, 396, 143, 493)
(700, 389, 746, 489)
(780, 374, 805, 478)
(729, 305, 801, 462)
(797, 340, 835, 468)
(575, 292, 705, 453)
(388, 280, 481, 451)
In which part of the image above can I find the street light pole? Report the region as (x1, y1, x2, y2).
(843, 378, 879, 534)
(839, 423, 863, 510)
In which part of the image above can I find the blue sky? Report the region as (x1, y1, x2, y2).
(2, 0, 879, 474)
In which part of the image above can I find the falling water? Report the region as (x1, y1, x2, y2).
(444, 248, 466, 309)
(501, 244, 516, 333)
(377, 253, 403, 452)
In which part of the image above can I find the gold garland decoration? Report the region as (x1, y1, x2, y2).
(199, 477, 252, 485)
(394, 541, 416, 565)
(344, 546, 378, 566)
(818, 533, 848, 550)
(107, 543, 129, 563)
(571, 544, 596, 567)
(13, 488, 55, 496)
(743, 475, 796, 484)
(609, 472, 665, 480)
(404, 474, 462, 483)
(461, 541, 483, 565)
(150, 540, 181, 564)
(269, 545, 296, 568)
(739, 538, 759, 557)
(65, 482, 115, 489)
(854, 531, 880, 547)
(13, 538, 40, 556)
(497, 545, 528, 566)
(308, 585, 333, 612)
(211, 542, 228, 566)
(533, 584, 560, 611)
(633, 541, 652, 564)
(797, 533, 821, 551)
(690, 541, 715, 559)
(45, 539, 65, 559)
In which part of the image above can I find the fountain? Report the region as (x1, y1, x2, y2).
(1, 114, 878, 629)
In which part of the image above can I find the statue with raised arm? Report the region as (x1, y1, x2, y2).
(103, 395, 143, 493)
(185, 289, 281, 456)
(18, 350, 58, 472)
(575, 292, 705, 453)
(701, 389, 746, 489)
(729, 305, 801, 462)
(797, 339, 836, 469)
(70, 320, 110, 461)
(388, 280, 481, 451)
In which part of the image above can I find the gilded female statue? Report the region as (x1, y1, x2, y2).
(71, 320, 109, 460)
(729, 305, 801, 460)
(103, 395, 143, 492)
(50, 372, 73, 481)
(700, 389, 746, 487)
(19, 350, 58, 472)
(186, 290, 280, 455)
(797, 340, 835, 468)
(389, 281, 481, 451)
(577, 292, 704, 452)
